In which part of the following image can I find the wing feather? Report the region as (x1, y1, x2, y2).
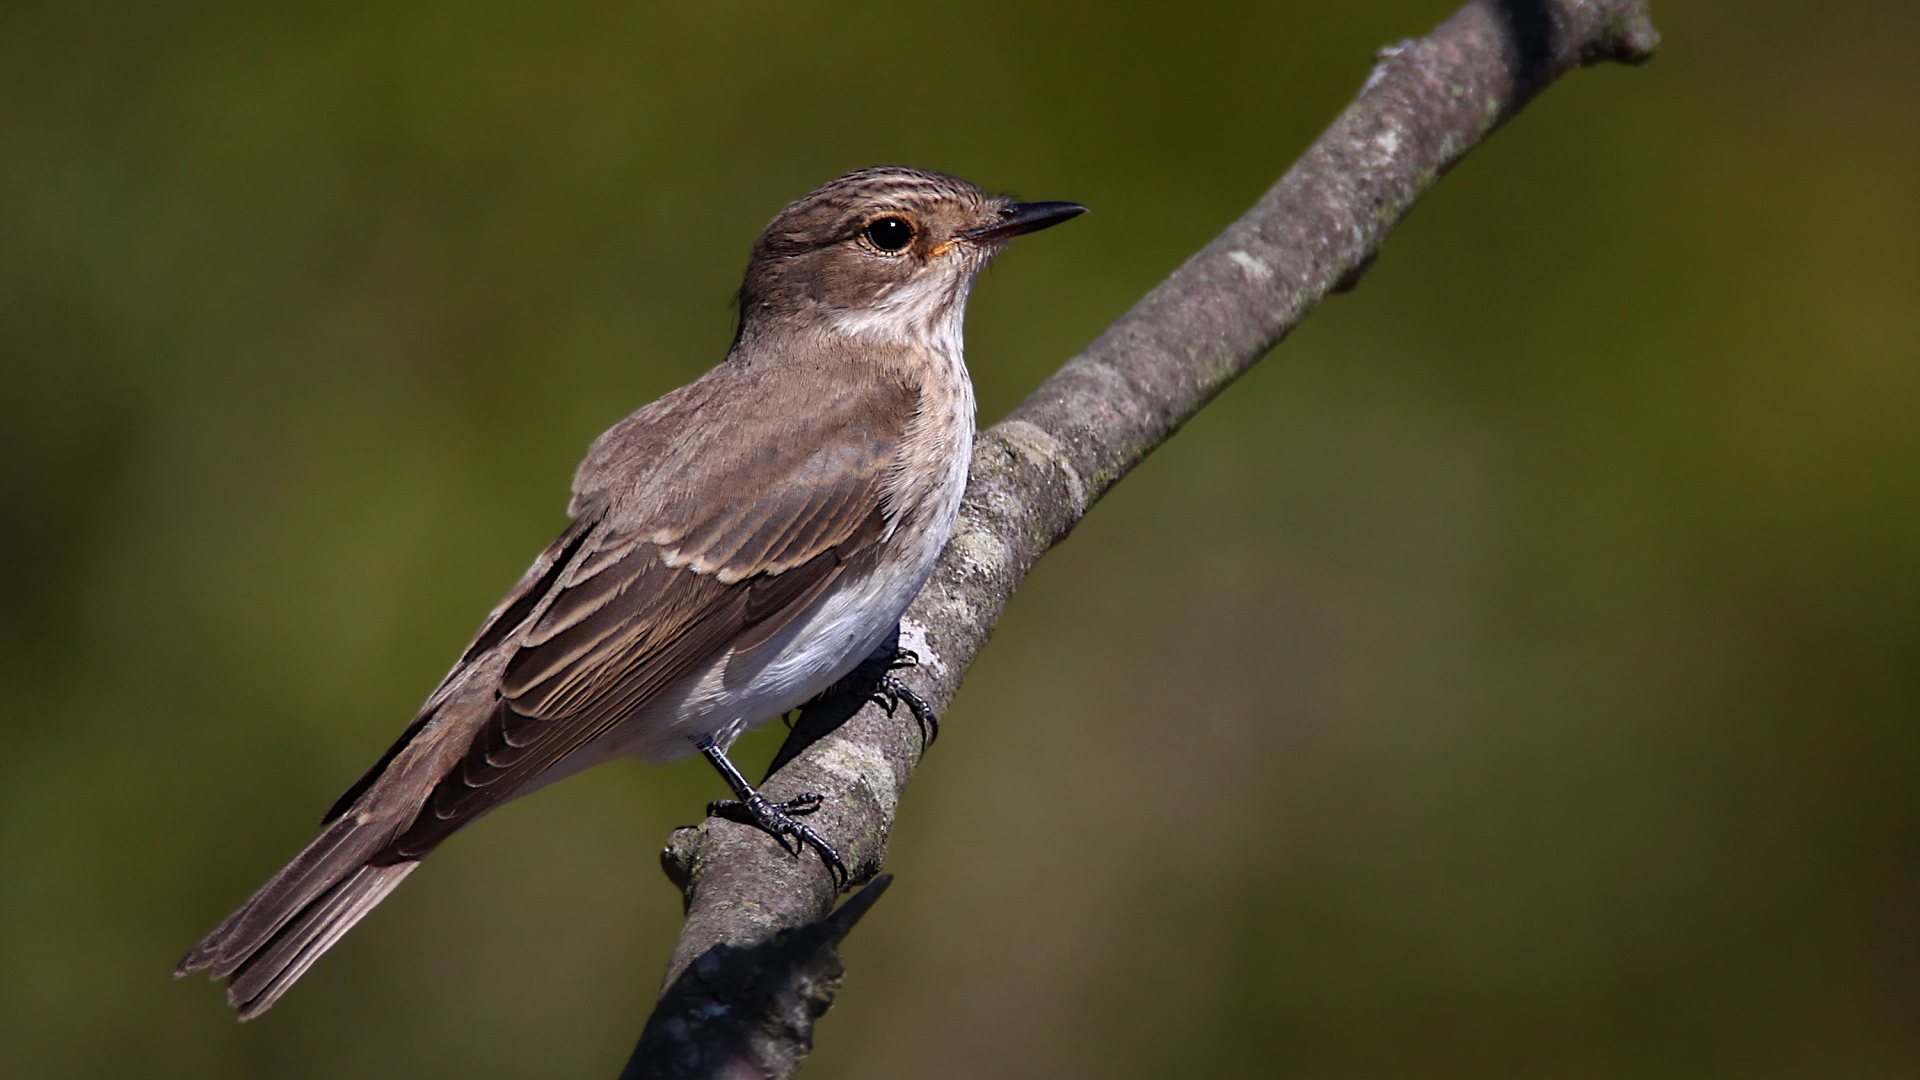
(367, 366, 919, 862)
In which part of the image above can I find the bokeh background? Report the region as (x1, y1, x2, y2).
(4, 0, 1917, 1076)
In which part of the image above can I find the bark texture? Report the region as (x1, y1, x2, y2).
(626, 1, 1658, 1075)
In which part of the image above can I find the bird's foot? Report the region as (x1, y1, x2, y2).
(871, 648, 939, 748)
(699, 741, 847, 886)
(706, 791, 847, 886)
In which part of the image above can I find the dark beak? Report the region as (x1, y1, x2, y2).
(959, 201, 1088, 244)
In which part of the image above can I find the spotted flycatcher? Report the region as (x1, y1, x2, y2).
(176, 167, 1084, 1017)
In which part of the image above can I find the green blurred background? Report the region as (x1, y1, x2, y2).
(4, 0, 1917, 1076)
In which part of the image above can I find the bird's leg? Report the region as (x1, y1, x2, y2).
(698, 739, 847, 886)
(872, 646, 939, 748)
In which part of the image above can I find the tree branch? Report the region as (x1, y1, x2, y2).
(624, 1, 1658, 1075)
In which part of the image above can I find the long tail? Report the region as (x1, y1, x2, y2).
(174, 814, 420, 1019)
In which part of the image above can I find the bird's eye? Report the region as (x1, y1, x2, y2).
(863, 217, 915, 252)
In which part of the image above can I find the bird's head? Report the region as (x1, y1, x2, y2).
(737, 166, 1084, 348)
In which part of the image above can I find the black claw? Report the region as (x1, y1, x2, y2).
(872, 671, 939, 748)
(782, 793, 823, 814)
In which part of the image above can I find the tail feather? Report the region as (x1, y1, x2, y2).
(176, 809, 422, 1017)
(227, 862, 419, 1020)
(176, 812, 391, 980)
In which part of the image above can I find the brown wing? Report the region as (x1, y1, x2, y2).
(365, 362, 917, 860)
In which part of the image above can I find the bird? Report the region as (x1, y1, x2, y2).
(174, 166, 1085, 1019)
